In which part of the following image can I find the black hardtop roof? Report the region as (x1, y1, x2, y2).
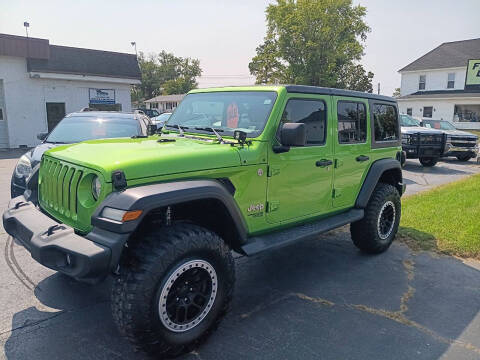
(285, 85, 396, 103)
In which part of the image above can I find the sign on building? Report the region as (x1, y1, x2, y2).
(465, 60, 480, 90)
(89, 88, 115, 104)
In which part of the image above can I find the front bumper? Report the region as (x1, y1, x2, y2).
(402, 144, 444, 159)
(444, 144, 478, 157)
(3, 196, 112, 283)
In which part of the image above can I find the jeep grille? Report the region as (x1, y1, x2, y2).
(39, 157, 83, 220)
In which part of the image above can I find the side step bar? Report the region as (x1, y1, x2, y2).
(241, 209, 364, 256)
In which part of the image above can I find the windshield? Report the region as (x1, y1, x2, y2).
(400, 114, 420, 127)
(166, 91, 278, 137)
(46, 116, 141, 143)
(423, 120, 456, 130)
(155, 113, 171, 122)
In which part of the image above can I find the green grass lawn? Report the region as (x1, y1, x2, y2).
(399, 174, 480, 258)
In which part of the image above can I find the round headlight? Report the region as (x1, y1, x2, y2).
(15, 154, 32, 178)
(92, 176, 101, 200)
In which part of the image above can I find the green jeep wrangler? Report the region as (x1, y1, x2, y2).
(3, 85, 405, 357)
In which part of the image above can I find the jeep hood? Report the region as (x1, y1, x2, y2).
(45, 137, 242, 181)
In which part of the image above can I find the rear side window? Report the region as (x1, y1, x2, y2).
(373, 104, 398, 142)
(337, 101, 367, 144)
(280, 98, 326, 145)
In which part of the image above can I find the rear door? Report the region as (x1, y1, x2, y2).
(332, 97, 371, 209)
(266, 94, 334, 224)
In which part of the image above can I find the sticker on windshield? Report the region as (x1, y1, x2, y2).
(227, 103, 239, 128)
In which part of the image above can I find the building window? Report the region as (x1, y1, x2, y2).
(419, 75, 426, 90)
(372, 103, 398, 142)
(447, 73, 455, 89)
(279, 99, 327, 145)
(337, 101, 367, 144)
(406, 108, 412, 116)
(0, 108, 3, 120)
(454, 104, 480, 122)
(423, 106, 433, 118)
(151, 103, 158, 109)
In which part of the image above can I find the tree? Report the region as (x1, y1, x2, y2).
(132, 51, 202, 102)
(249, 0, 373, 91)
(392, 88, 401, 97)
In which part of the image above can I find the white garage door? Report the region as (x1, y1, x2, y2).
(0, 80, 9, 148)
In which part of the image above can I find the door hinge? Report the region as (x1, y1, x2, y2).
(332, 188, 342, 198)
(267, 165, 280, 177)
(266, 200, 280, 212)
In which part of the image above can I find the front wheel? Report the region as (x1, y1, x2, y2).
(419, 157, 438, 167)
(111, 224, 235, 358)
(351, 183, 401, 254)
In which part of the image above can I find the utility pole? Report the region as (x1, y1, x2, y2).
(131, 41, 137, 57)
(377, 82, 381, 95)
(24, 21, 30, 66)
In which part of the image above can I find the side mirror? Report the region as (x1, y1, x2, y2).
(147, 124, 157, 136)
(37, 133, 48, 141)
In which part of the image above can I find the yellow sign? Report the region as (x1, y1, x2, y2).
(465, 59, 480, 88)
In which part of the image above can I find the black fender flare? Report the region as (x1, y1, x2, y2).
(355, 158, 404, 209)
(91, 179, 248, 242)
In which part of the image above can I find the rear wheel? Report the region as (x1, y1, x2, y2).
(456, 154, 472, 162)
(351, 183, 401, 254)
(111, 223, 235, 358)
(419, 157, 438, 167)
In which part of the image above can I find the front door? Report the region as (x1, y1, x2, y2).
(332, 97, 371, 208)
(266, 95, 334, 224)
(46, 102, 66, 132)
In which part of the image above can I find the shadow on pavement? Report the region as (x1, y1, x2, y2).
(403, 162, 472, 176)
(4, 232, 480, 360)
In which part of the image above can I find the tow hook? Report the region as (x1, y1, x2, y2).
(45, 224, 66, 236)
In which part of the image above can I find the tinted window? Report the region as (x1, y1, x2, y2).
(373, 104, 398, 142)
(280, 99, 326, 145)
(337, 101, 367, 144)
(46, 116, 141, 143)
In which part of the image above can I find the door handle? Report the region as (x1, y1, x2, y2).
(356, 155, 370, 162)
(316, 159, 333, 167)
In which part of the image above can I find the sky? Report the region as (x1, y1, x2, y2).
(1, 0, 479, 97)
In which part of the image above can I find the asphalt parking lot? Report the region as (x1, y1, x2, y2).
(1, 153, 480, 360)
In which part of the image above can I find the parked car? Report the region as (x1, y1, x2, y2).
(152, 112, 172, 128)
(134, 108, 160, 118)
(4, 85, 406, 357)
(11, 110, 153, 198)
(400, 114, 446, 167)
(421, 119, 478, 161)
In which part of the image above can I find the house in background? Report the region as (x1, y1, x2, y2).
(0, 33, 141, 148)
(397, 38, 480, 130)
(144, 94, 185, 113)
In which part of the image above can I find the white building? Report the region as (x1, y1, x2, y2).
(397, 38, 480, 130)
(144, 94, 185, 113)
(0, 33, 141, 148)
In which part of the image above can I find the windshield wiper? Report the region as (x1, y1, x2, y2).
(194, 127, 225, 143)
(165, 124, 188, 136)
(131, 135, 148, 139)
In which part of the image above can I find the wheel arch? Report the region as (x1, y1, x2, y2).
(91, 179, 248, 253)
(355, 158, 404, 209)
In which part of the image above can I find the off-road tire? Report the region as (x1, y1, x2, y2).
(456, 154, 472, 162)
(419, 157, 438, 167)
(111, 223, 235, 358)
(350, 183, 401, 254)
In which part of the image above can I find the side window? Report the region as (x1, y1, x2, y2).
(373, 103, 399, 142)
(280, 99, 326, 145)
(337, 101, 367, 144)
